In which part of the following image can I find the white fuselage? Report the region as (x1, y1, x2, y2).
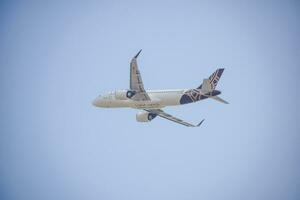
(92, 89, 188, 109)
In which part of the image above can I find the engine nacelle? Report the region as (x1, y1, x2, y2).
(136, 111, 157, 122)
(126, 90, 136, 98)
(115, 90, 136, 100)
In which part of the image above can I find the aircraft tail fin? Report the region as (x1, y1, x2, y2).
(198, 68, 224, 90)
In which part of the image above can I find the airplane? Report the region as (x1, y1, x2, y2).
(92, 50, 228, 127)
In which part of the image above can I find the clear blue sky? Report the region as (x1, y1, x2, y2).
(1, 1, 299, 200)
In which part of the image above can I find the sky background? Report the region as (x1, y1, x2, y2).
(1, 1, 300, 200)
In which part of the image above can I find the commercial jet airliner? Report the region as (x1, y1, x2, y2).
(92, 50, 228, 127)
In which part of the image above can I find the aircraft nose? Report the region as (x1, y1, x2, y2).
(92, 97, 100, 107)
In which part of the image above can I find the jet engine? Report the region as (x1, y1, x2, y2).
(136, 111, 157, 122)
(126, 90, 136, 98)
(114, 90, 136, 100)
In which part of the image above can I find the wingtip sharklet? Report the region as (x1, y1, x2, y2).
(134, 49, 142, 58)
(196, 119, 205, 127)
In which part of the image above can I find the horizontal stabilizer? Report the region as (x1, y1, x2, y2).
(210, 96, 229, 104)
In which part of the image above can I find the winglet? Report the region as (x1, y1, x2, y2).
(197, 119, 205, 127)
(134, 49, 142, 59)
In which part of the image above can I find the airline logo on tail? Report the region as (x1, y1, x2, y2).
(209, 68, 224, 89)
(198, 68, 224, 90)
(180, 68, 225, 105)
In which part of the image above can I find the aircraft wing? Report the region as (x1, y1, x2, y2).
(130, 50, 150, 101)
(145, 109, 205, 127)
